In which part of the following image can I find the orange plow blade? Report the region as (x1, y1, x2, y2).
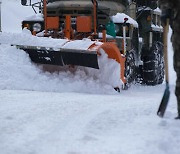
(18, 45, 99, 69)
(98, 43, 126, 84)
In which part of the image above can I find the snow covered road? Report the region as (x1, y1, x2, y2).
(0, 86, 180, 154)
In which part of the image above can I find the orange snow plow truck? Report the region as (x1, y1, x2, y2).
(20, 0, 164, 89)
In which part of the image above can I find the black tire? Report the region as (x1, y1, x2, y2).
(157, 42, 165, 84)
(142, 42, 164, 85)
(125, 50, 137, 86)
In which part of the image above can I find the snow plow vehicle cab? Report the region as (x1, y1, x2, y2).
(20, 0, 164, 89)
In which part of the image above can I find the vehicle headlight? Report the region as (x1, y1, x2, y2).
(23, 23, 30, 29)
(33, 23, 41, 32)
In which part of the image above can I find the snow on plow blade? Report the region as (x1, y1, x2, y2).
(17, 45, 99, 69)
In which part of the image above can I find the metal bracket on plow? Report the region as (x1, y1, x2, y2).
(16, 45, 99, 69)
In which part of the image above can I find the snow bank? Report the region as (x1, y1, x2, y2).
(0, 44, 122, 94)
(112, 13, 138, 28)
(0, 31, 97, 50)
(0, 30, 68, 48)
(0, 29, 123, 93)
(82, 49, 122, 88)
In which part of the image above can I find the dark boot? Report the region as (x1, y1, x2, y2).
(175, 113, 180, 119)
(175, 116, 180, 119)
(175, 95, 180, 119)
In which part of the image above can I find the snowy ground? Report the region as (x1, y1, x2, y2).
(0, 1, 180, 154)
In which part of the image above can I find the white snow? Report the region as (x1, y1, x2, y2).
(151, 24, 163, 32)
(0, 30, 103, 51)
(137, 6, 152, 12)
(24, 13, 44, 21)
(61, 39, 96, 50)
(112, 13, 138, 28)
(154, 7, 162, 14)
(0, 44, 122, 93)
(0, 30, 99, 50)
(0, 30, 68, 48)
(0, 1, 179, 154)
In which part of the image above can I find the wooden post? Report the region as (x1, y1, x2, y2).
(93, 0, 97, 36)
(43, 0, 47, 35)
(163, 19, 169, 83)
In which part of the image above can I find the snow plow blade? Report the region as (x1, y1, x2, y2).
(17, 45, 99, 69)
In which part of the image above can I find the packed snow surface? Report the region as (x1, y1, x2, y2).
(0, 0, 180, 154)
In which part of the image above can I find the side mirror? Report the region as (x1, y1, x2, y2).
(21, 0, 27, 6)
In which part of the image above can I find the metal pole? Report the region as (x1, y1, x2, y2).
(0, 0, 2, 32)
(123, 26, 126, 55)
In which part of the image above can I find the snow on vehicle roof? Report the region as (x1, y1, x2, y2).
(151, 24, 163, 32)
(154, 7, 162, 13)
(153, 7, 162, 15)
(137, 6, 152, 12)
(112, 13, 138, 28)
(137, 6, 161, 15)
(24, 13, 44, 21)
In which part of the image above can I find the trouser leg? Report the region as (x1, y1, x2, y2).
(173, 40, 180, 116)
(175, 74, 180, 115)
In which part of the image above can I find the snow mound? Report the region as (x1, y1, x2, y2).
(82, 49, 122, 88)
(0, 31, 68, 48)
(0, 31, 96, 50)
(0, 45, 122, 94)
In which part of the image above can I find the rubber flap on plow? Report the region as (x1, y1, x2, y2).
(17, 45, 99, 69)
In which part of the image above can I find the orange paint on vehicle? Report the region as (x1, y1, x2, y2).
(76, 16, 92, 33)
(47, 17, 59, 30)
